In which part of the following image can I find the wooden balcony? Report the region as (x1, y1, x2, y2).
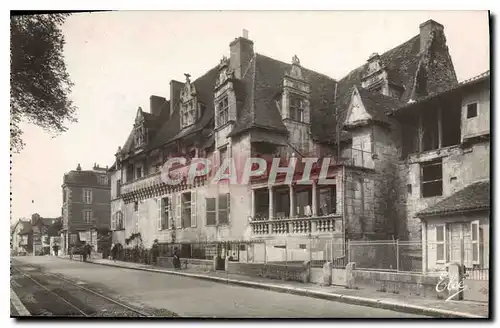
(250, 214, 341, 237)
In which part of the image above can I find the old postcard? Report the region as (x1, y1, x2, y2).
(10, 10, 490, 319)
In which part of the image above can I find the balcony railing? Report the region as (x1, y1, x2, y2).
(121, 171, 162, 195)
(250, 214, 341, 236)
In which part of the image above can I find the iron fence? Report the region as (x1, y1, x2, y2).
(346, 239, 490, 280)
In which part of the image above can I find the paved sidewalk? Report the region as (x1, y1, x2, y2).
(64, 257, 488, 318)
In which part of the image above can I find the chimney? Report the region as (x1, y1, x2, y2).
(169, 80, 184, 117)
(229, 29, 254, 79)
(419, 19, 444, 53)
(150, 95, 167, 116)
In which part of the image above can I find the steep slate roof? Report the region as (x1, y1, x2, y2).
(325, 35, 422, 142)
(18, 224, 33, 235)
(356, 87, 406, 124)
(230, 53, 338, 139)
(116, 25, 458, 154)
(394, 70, 490, 114)
(417, 181, 490, 218)
(147, 66, 219, 150)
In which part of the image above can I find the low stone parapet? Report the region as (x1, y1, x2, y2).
(227, 261, 310, 283)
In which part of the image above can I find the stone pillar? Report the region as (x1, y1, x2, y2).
(250, 189, 256, 218)
(213, 256, 218, 271)
(312, 180, 318, 216)
(268, 186, 274, 220)
(447, 262, 465, 301)
(346, 262, 356, 289)
(322, 261, 333, 286)
(421, 221, 428, 273)
(289, 184, 295, 218)
(225, 256, 230, 272)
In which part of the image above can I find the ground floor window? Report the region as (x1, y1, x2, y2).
(205, 194, 230, 226)
(181, 192, 192, 228)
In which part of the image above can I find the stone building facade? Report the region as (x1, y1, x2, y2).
(108, 20, 485, 265)
(60, 163, 111, 254)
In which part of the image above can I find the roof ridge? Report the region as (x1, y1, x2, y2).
(255, 53, 337, 82)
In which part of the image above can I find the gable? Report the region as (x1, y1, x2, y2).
(345, 88, 372, 126)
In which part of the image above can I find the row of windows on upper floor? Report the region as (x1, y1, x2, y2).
(181, 91, 309, 130)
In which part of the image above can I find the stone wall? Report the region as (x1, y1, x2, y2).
(226, 261, 310, 283)
(157, 256, 214, 272)
(398, 141, 490, 243)
(351, 269, 443, 299)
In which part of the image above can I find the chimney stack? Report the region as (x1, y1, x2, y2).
(169, 80, 184, 117)
(419, 19, 444, 53)
(229, 29, 254, 79)
(150, 95, 167, 117)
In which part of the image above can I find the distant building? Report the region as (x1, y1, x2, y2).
(11, 219, 32, 255)
(30, 214, 62, 255)
(60, 163, 111, 255)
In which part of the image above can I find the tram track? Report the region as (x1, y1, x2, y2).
(11, 262, 152, 317)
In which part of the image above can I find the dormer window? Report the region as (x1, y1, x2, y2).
(181, 101, 197, 128)
(290, 95, 305, 122)
(134, 125, 146, 148)
(180, 73, 199, 129)
(216, 96, 229, 127)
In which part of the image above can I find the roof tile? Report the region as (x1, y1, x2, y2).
(417, 181, 490, 217)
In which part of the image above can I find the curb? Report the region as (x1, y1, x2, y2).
(10, 288, 31, 316)
(83, 259, 485, 319)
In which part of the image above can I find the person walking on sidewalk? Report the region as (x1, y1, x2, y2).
(52, 244, 59, 257)
(110, 243, 117, 262)
(173, 247, 181, 269)
(151, 239, 159, 266)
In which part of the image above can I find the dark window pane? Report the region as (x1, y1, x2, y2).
(422, 180, 443, 197)
(219, 210, 228, 225)
(437, 244, 444, 261)
(206, 212, 216, 226)
(218, 195, 228, 210)
(422, 163, 442, 181)
(467, 103, 478, 118)
(206, 198, 216, 211)
(436, 226, 444, 241)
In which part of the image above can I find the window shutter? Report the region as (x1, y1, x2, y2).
(90, 190, 93, 204)
(111, 213, 116, 231)
(191, 191, 197, 227)
(471, 220, 479, 264)
(167, 195, 173, 229)
(157, 198, 162, 231)
(82, 190, 85, 203)
(226, 193, 231, 222)
(176, 193, 182, 229)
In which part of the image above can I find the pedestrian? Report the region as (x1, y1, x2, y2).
(151, 239, 159, 266)
(173, 247, 181, 269)
(70, 245, 76, 260)
(82, 242, 88, 262)
(112, 243, 119, 262)
(52, 244, 60, 257)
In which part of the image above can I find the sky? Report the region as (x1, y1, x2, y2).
(10, 10, 490, 222)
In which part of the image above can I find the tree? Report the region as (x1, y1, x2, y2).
(10, 13, 77, 152)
